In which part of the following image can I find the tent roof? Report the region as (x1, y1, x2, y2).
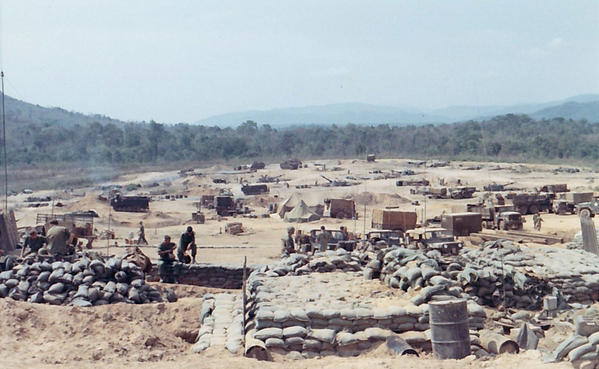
(284, 200, 321, 223)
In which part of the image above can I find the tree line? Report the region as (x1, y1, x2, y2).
(5, 114, 599, 167)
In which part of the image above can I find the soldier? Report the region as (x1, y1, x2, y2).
(157, 235, 178, 283)
(282, 226, 295, 255)
(21, 230, 46, 258)
(42, 220, 73, 258)
(178, 226, 197, 264)
(316, 226, 330, 252)
(137, 221, 148, 245)
(533, 213, 543, 231)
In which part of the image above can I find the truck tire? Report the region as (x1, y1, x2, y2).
(528, 205, 539, 214)
(518, 205, 528, 215)
(580, 208, 592, 218)
(498, 220, 507, 230)
(515, 223, 523, 230)
(219, 209, 229, 216)
(336, 211, 346, 219)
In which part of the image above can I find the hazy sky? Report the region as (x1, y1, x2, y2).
(0, 1, 598, 123)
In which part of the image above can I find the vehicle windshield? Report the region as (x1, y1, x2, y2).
(426, 230, 454, 240)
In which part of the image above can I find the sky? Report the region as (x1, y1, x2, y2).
(0, 1, 598, 124)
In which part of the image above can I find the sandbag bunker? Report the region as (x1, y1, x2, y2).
(229, 270, 485, 357)
(0, 257, 165, 306)
(370, 240, 599, 308)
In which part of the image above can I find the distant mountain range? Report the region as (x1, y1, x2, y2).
(194, 94, 599, 127)
(4, 93, 599, 128)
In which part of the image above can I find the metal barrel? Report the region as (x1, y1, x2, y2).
(386, 336, 419, 356)
(429, 299, 471, 359)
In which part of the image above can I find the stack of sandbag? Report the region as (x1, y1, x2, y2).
(0, 257, 164, 306)
(546, 315, 599, 364)
(193, 293, 244, 354)
(266, 249, 365, 277)
(462, 241, 599, 306)
(374, 242, 561, 310)
(567, 229, 599, 250)
(243, 270, 486, 356)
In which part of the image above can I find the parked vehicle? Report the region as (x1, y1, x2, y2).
(440, 212, 482, 236)
(507, 192, 554, 215)
(110, 194, 150, 212)
(371, 209, 417, 233)
(213, 196, 251, 216)
(366, 231, 402, 248)
(404, 228, 463, 255)
(466, 203, 524, 230)
(241, 183, 269, 195)
(553, 192, 594, 215)
(576, 200, 599, 218)
(324, 198, 355, 219)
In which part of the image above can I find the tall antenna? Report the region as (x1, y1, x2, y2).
(1, 71, 7, 213)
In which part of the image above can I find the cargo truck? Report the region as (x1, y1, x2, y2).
(371, 209, 417, 233)
(440, 212, 482, 236)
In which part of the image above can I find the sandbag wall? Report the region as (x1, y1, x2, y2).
(243, 271, 487, 356)
(149, 263, 253, 289)
(461, 242, 599, 306)
(265, 249, 367, 277)
(0, 257, 164, 306)
(193, 293, 244, 354)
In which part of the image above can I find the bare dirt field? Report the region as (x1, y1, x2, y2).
(2, 158, 596, 368)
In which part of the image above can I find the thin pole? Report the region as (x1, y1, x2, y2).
(1, 71, 6, 213)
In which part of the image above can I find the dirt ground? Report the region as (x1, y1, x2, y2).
(2, 158, 595, 368)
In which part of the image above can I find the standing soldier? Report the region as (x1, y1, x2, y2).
(178, 226, 197, 264)
(282, 226, 295, 256)
(533, 213, 543, 231)
(316, 226, 330, 252)
(137, 221, 148, 245)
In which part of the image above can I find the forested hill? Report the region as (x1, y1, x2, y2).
(4, 115, 599, 166)
(3, 95, 129, 129)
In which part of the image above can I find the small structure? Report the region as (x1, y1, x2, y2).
(284, 200, 320, 223)
(0, 211, 19, 253)
(367, 154, 376, 162)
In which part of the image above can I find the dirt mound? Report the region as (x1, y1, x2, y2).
(351, 192, 411, 206)
(143, 212, 183, 228)
(0, 289, 208, 365)
(64, 193, 112, 213)
(242, 195, 278, 208)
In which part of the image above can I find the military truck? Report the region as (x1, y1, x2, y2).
(213, 196, 252, 216)
(404, 228, 463, 255)
(440, 212, 482, 236)
(507, 192, 554, 215)
(396, 178, 430, 187)
(448, 186, 476, 199)
(553, 192, 594, 215)
(280, 158, 302, 170)
(371, 209, 417, 233)
(110, 194, 150, 212)
(366, 231, 403, 249)
(576, 200, 599, 218)
(324, 198, 355, 219)
(241, 183, 269, 195)
(466, 203, 524, 230)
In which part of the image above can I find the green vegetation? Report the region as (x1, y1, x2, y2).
(4, 114, 599, 168)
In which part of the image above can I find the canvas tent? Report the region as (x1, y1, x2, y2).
(284, 200, 321, 223)
(278, 192, 303, 218)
